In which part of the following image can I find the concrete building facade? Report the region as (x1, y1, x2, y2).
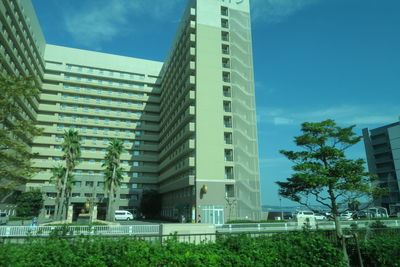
(1, 0, 261, 223)
(363, 122, 400, 215)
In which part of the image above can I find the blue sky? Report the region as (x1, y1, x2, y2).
(32, 0, 400, 206)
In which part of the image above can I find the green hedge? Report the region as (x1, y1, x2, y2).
(0, 232, 346, 267)
(348, 231, 400, 267)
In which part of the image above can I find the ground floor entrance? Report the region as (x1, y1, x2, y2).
(200, 205, 224, 225)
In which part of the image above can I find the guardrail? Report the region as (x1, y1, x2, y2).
(0, 225, 160, 237)
(216, 220, 400, 233)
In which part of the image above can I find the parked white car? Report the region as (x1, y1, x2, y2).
(114, 210, 134, 221)
(295, 210, 315, 220)
(314, 213, 327, 220)
(340, 212, 353, 221)
(0, 212, 9, 225)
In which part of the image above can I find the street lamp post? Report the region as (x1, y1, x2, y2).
(280, 197, 283, 220)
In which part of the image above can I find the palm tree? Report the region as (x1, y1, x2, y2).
(50, 164, 65, 220)
(50, 164, 74, 220)
(57, 129, 81, 221)
(102, 139, 124, 221)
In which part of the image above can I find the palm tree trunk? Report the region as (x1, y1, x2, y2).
(107, 165, 117, 222)
(58, 167, 69, 221)
(54, 181, 61, 220)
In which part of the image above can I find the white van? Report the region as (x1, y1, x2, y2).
(295, 210, 315, 220)
(114, 210, 134, 221)
(0, 212, 9, 225)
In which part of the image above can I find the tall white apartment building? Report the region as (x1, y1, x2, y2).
(1, 0, 261, 223)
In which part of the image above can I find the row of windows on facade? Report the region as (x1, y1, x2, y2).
(54, 136, 143, 145)
(59, 97, 146, 110)
(64, 64, 159, 82)
(39, 168, 153, 179)
(62, 85, 147, 98)
(49, 157, 156, 168)
(58, 114, 146, 125)
(56, 124, 143, 136)
(47, 192, 139, 201)
(62, 84, 149, 98)
(51, 145, 152, 156)
(63, 74, 160, 90)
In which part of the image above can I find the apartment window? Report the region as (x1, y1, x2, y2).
(72, 193, 80, 198)
(223, 101, 231, 112)
(225, 185, 234, 197)
(73, 181, 82, 187)
(133, 161, 139, 167)
(93, 127, 98, 134)
(224, 132, 233, 144)
(132, 172, 139, 178)
(92, 137, 97, 144)
(223, 72, 230, 83)
(224, 149, 233, 161)
(82, 126, 87, 133)
(223, 86, 231, 97)
(222, 44, 230, 55)
(136, 121, 142, 127)
(97, 182, 105, 188)
(222, 58, 230, 68)
(221, 19, 229, 28)
(221, 6, 228, 16)
(57, 125, 64, 131)
(120, 183, 128, 189)
(97, 194, 105, 198)
(224, 116, 232, 128)
(86, 181, 94, 187)
(135, 131, 142, 137)
(89, 159, 95, 164)
(84, 193, 93, 198)
(132, 150, 140, 156)
(225, 167, 234, 179)
(104, 128, 109, 134)
(221, 31, 229, 42)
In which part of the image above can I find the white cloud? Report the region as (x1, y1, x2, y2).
(273, 117, 294, 125)
(251, 0, 320, 24)
(257, 104, 400, 127)
(64, 0, 181, 47)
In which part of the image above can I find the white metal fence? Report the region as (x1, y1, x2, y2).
(216, 220, 400, 233)
(0, 225, 160, 237)
(2, 220, 399, 237)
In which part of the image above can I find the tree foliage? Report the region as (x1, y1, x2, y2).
(102, 138, 124, 221)
(277, 120, 384, 214)
(15, 190, 44, 217)
(0, 73, 42, 190)
(276, 120, 386, 265)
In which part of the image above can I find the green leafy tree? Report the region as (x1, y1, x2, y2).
(0, 73, 42, 192)
(57, 130, 81, 221)
(140, 190, 161, 218)
(50, 164, 74, 219)
(103, 139, 124, 221)
(15, 190, 44, 217)
(276, 119, 385, 266)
